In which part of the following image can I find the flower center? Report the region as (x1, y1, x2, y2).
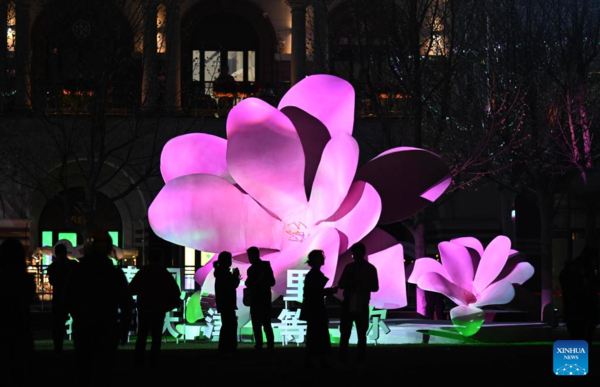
(285, 221, 309, 243)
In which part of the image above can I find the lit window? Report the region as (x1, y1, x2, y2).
(192, 50, 256, 95)
(157, 3, 166, 54)
(7, 1, 16, 52)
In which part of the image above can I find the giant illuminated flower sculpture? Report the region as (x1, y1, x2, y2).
(408, 236, 534, 336)
(149, 75, 450, 312)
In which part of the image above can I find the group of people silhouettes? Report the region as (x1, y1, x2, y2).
(0, 231, 379, 385)
(213, 242, 379, 368)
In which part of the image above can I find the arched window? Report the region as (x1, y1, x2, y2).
(190, 12, 258, 98)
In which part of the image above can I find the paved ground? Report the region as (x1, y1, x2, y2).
(17, 339, 600, 385)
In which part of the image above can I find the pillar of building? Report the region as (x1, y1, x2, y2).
(142, 0, 159, 110)
(164, 0, 182, 111)
(15, 0, 30, 111)
(0, 1, 8, 94)
(286, 0, 308, 86)
(311, 0, 330, 74)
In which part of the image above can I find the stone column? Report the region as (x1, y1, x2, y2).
(0, 1, 8, 93)
(286, 0, 307, 86)
(15, 0, 30, 110)
(142, 0, 158, 110)
(311, 0, 330, 73)
(164, 0, 182, 111)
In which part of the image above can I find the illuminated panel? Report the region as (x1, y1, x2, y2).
(58, 233, 77, 247)
(42, 231, 53, 247)
(42, 231, 53, 265)
(200, 251, 214, 266)
(184, 247, 196, 290)
(108, 231, 119, 247)
(192, 50, 200, 81)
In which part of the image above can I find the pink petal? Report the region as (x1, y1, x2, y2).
(322, 181, 382, 253)
(359, 227, 399, 254)
(495, 262, 535, 285)
(161, 133, 233, 184)
(450, 237, 484, 258)
(281, 106, 331, 199)
(368, 243, 407, 309)
(472, 281, 515, 307)
(354, 147, 450, 224)
(420, 177, 452, 201)
(227, 98, 308, 219)
(407, 257, 450, 284)
(448, 237, 483, 273)
(149, 174, 281, 253)
(417, 272, 469, 306)
(472, 236, 512, 293)
(439, 241, 475, 291)
(309, 134, 359, 221)
(332, 227, 396, 290)
(268, 227, 340, 297)
(278, 74, 355, 137)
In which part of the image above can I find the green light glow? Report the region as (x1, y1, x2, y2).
(42, 231, 53, 265)
(450, 307, 485, 337)
(108, 231, 119, 247)
(185, 291, 203, 323)
(58, 232, 77, 247)
(42, 231, 53, 247)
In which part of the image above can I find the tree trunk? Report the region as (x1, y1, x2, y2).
(410, 222, 427, 316)
(585, 198, 597, 248)
(537, 190, 554, 324)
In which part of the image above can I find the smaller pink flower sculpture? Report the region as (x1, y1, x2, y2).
(149, 75, 451, 318)
(408, 235, 534, 336)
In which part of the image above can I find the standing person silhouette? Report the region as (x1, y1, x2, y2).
(338, 242, 379, 366)
(66, 230, 133, 386)
(213, 251, 241, 355)
(560, 246, 600, 344)
(47, 243, 77, 355)
(302, 250, 337, 368)
(130, 248, 180, 367)
(0, 238, 36, 386)
(245, 246, 275, 351)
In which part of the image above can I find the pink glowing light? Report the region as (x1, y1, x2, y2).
(149, 74, 451, 308)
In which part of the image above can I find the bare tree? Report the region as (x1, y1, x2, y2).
(328, 0, 530, 315)
(0, 0, 196, 239)
(482, 0, 600, 321)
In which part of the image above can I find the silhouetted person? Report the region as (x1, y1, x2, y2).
(214, 65, 237, 108)
(560, 246, 600, 344)
(245, 246, 275, 351)
(338, 242, 379, 366)
(47, 243, 77, 354)
(302, 250, 337, 368)
(214, 251, 241, 355)
(0, 238, 35, 386)
(66, 230, 133, 386)
(130, 248, 180, 366)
